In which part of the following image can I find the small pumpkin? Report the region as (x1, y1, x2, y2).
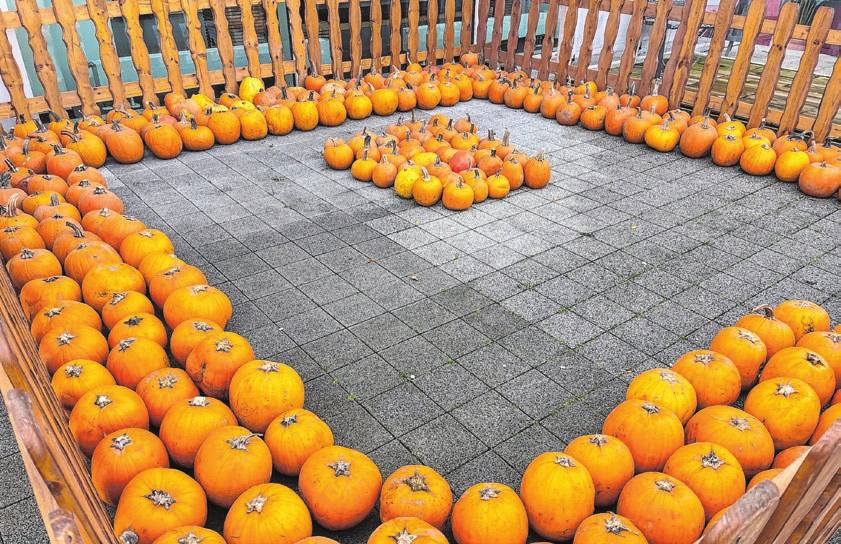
(368, 517, 449, 544)
(148, 264, 208, 308)
(186, 332, 255, 400)
(108, 312, 168, 349)
(91, 428, 169, 506)
(573, 513, 647, 544)
(711, 134, 745, 167)
(602, 400, 684, 473)
(744, 377, 821, 450)
(81, 262, 146, 312)
(106, 337, 171, 390)
(6, 247, 62, 288)
(135, 368, 200, 427)
(685, 406, 774, 478)
(523, 149, 551, 189)
(119, 229, 175, 268)
(39, 324, 110, 375)
(69, 384, 149, 457)
(451, 482, 529, 544)
(30, 301, 101, 345)
(150, 527, 227, 544)
(101, 291, 156, 331)
(772, 445, 810, 468)
(228, 360, 305, 434)
(51, 359, 116, 410)
(740, 143, 777, 176)
(616, 472, 705, 544)
(773, 299, 830, 341)
(798, 161, 841, 198)
(222, 483, 313, 544)
(264, 408, 334, 476)
(159, 396, 237, 468)
(625, 368, 697, 425)
(18, 275, 81, 320)
(163, 284, 232, 330)
(760, 346, 835, 407)
(774, 149, 811, 182)
(671, 349, 741, 409)
(797, 331, 841, 384)
(564, 435, 635, 508)
(710, 327, 767, 390)
(809, 403, 841, 445)
(194, 426, 273, 508)
(323, 138, 355, 170)
(747, 468, 783, 491)
(735, 305, 795, 360)
(379, 465, 453, 530)
(645, 119, 680, 152)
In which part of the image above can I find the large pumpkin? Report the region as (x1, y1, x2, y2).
(625, 368, 697, 425)
(773, 300, 830, 341)
(18, 275, 81, 320)
(520, 452, 595, 541)
(760, 346, 836, 407)
(602, 400, 684, 473)
(298, 445, 382, 531)
(451, 482, 529, 544)
(186, 332, 255, 399)
(114, 468, 207, 544)
(30, 301, 101, 345)
(119, 229, 175, 268)
(564, 434, 635, 507)
(368, 517, 449, 544)
(379, 465, 453, 530)
(101, 291, 155, 331)
(573, 513, 647, 544)
(228, 360, 305, 433)
(616, 472, 705, 544)
(264, 408, 334, 476)
(685, 405, 774, 478)
(107, 312, 168, 349)
(735, 305, 795, 359)
(744, 377, 821, 450)
(6, 247, 62, 288)
(69, 384, 149, 457)
(223, 483, 312, 544)
(148, 264, 208, 308)
(671, 350, 741, 409)
(159, 396, 237, 468)
(91, 428, 169, 506)
(709, 326, 767, 390)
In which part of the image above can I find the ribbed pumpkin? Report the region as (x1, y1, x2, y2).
(159, 396, 237, 468)
(564, 434, 635, 507)
(163, 284, 233, 330)
(379, 465, 453, 530)
(369, 517, 449, 544)
(138, 253, 185, 283)
(710, 326, 767, 390)
(744, 378, 821, 450)
(81, 262, 146, 312)
(114, 468, 207, 544)
(228, 360, 305, 434)
(186, 332, 254, 399)
(77, 186, 124, 216)
(101, 291, 156, 331)
(573, 513, 647, 544)
(625, 368, 697, 425)
(773, 300, 831, 341)
(39, 324, 110, 375)
(740, 143, 777, 176)
(671, 350, 741, 409)
(51, 359, 116, 410)
(797, 331, 841, 384)
(194, 426, 273, 508)
(18, 275, 81, 320)
(602, 400, 684, 473)
(264, 408, 334, 476)
(30, 301, 101, 345)
(51, 222, 102, 263)
(64, 241, 123, 284)
(148, 264, 208, 308)
(150, 526, 227, 544)
(772, 445, 811, 468)
(169, 319, 223, 368)
(451, 482, 529, 544)
(520, 452, 595, 541)
(735, 305, 795, 360)
(298, 446, 382, 531)
(106, 337, 171, 390)
(136, 368, 200, 427)
(760, 346, 836, 407)
(617, 473, 705, 544)
(223, 483, 313, 544)
(0, 225, 45, 261)
(108, 312, 168, 349)
(685, 406, 774, 478)
(69, 384, 149, 457)
(91, 428, 169, 505)
(119, 229, 175, 268)
(809, 403, 841, 445)
(6, 248, 62, 288)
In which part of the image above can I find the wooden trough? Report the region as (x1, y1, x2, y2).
(0, 0, 840, 542)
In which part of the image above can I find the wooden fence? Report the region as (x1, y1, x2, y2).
(0, 0, 838, 138)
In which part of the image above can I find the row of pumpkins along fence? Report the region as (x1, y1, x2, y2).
(2, 55, 840, 206)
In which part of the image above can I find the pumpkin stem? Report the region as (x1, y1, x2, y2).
(751, 305, 776, 320)
(554, 454, 576, 467)
(401, 469, 431, 492)
(641, 402, 661, 415)
(774, 381, 799, 397)
(589, 434, 609, 447)
(94, 394, 113, 409)
(694, 352, 716, 365)
(281, 413, 299, 427)
(144, 489, 177, 510)
(19, 247, 35, 259)
(110, 433, 134, 451)
(190, 285, 209, 295)
(227, 433, 261, 451)
(157, 373, 179, 388)
(701, 449, 725, 470)
(189, 396, 211, 407)
(328, 458, 352, 477)
(257, 361, 280, 373)
(806, 352, 827, 367)
(108, 292, 128, 306)
(604, 513, 638, 535)
(66, 221, 86, 239)
(64, 363, 83, 378)
(245, 493, 269, 514)
(215, 337, 234, 352)
(119, 531, 140, 544)
(478, 485, 501, 501)
(655, 479, 676, 492)
(118, 338, 136, 351)
(175, 531, 205, 544)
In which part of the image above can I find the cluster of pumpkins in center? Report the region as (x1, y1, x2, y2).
(322, 112, 551, 211)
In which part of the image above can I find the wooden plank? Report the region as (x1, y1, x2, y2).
(616, 0, 647, 93)
(689, 0, 737, 115)
(443, 0, 456, 63)
(777, 6, 833, 135)
(717, 0, 765, 121)
(151, 0, 186, 96)
(236, 0, 262, 79)
(285, 0, 308, 80)
(84, 0, 128, 108)
(661, 0, 708, 109)
(0, 9, 31, 118)
(261, 0, 286, 84)
(637, 0, 672, 94)
(813, 55, 841, 142)
(595, 0, 626, 90)
(474, 0, 491, 59)
(326, 0, 344, 79)
(459, 0, 474, 54)
(694, 481, 780, 544)
(574, 0, 604, 84)
(427, 0, 439, 67)
(555, 0, 580, 81)
(209, 0, 238, 94)
(52, 0, 100, 116)
(504, 0, 523, 71)
(537, 0, 559, 80)
(371, 0, 383, 71)
(408, 0, 420, 63)
(489, 0, 507, 68)
(15, 0, 68, 116)
(49, 510, 85, 544)
(520, 0, 542, 75)
(789, 475, 841, 542)
(391, 0, 403, 67)
(349, 0, 363, 77)
(304, 0, 323, 75)
(747, 1, 798, 130)
(119, 0, 159, 104)
(180, 0, 215, 98)
(811, 497, 841, 543)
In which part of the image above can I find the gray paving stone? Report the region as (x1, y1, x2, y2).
(423, 320, 491, 359)
(364, 383, 444, 436)
(321, 400, 394, 454)
(302, 329, 374, 372)
(453, 390, 533, 447)
(0, 453, 34, 508)
(279, 307, 343, 345)
(400, 415, 487, 475)
(499, 370, 576, 419)
(445, 450, 522, 498)
(541, 399, 605, 444)
(413, 362, 491, 411)
(0, 497, 49, 544)
(350, 313, 418, 352)
(494, 423, 564, 475)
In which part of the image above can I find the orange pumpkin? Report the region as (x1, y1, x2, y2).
(30, 301, 101, 345)
(18, 275, 81, 320)
(69, 384, 149, 457)
(107, 312, 168, 349)
(169, 318, 224, 367)
(264, 408, 334, 476)
(150, 526, 227, 544)
(91, 428, 169, 506)
(685, 405, 774, 478)
(744, 377, 821, 450)
(163, 284, 233, 330)
(710, 326, 767, 390)
(106, 337, 170, 390)
(773, 299, 830, 341)
(223, 483, 313, 544)
(368, 517, 449, 544)
(735, 305, 796, 360)
(573, 513, 647, 544)
(228, 360, 305, 434)
(602, 400, 684, 473)
(159, 396, 237, 468)
(760, 346, 836, 407)
(451, 482, 528, 544)
(616, 472, 705, 544)
(81, 262, 146, 313)
(51, 359, 116, 410)
(772, 445, 810, 468)
(379, 465, 453, 530)
(564, 434, 635, 507)
(809, 403, 841, 445)
(101, 291, 156, 331)
(148, 264, 208, 308)
(747, 468, 783, 491)
(39, 324, 110, 375)
(625, 368, 697, 425)
(671, 349, 741, 409)
(797, 331, 841, 384)
(186, 332, 255, 400)
(119, 229, 175, 268)
(6, 247, 62, 288)
(135, 368, 200, 427)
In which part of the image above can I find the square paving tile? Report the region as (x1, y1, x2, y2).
(364, 383, 444, 436)
(452, 390, 533, 447)
(400, 415, 487, 475)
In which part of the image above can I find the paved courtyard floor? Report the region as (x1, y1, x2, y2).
(1, 99, 840, 542)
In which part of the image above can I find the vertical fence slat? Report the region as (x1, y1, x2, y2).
(326, 0, 344, 78)
(520, 0, 542, 75)
(119, 0, 159, 104)
(504, 0, 522, 72)
(261, 0, 286, 85)
(689, 0, 737, 115)
(555, 0, 581, 82)
(0, 13, 30, 117)
(236, 0, 262, 79)
(661, 0, 708, 109)
(150, 0, 185, 96)
(209, 0, 238, 94)
(285, 0, 307, 80)
(85, 0, 128, 108)
(616, 0, 648, 93)
(391, 0, 403, 66)
(638, 0, 672, 94)
(595, 0, 626, 89)
(717, 0, 765, 120)
(304, 0, 323, 75)
(537, 0, 559, 80)
(349, 0, 362, 76)
(427, 0, 439, 66)
(489, 0, 507, 68)
(575, 0, 603, 84)
(444, 0, 456, 63)
(51, 0, 99, 115)
(371, 0, 383, 70)
(408, 0, 420, 63)
(180, 0, 215, 98)
(813, 56, 841, 141)
(747, 1, 798, 129)
(15, 0, 68, 116)
(777, 6, 833, 135)
(460, 0, 473, 54)
(474, 0, 491, 59)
